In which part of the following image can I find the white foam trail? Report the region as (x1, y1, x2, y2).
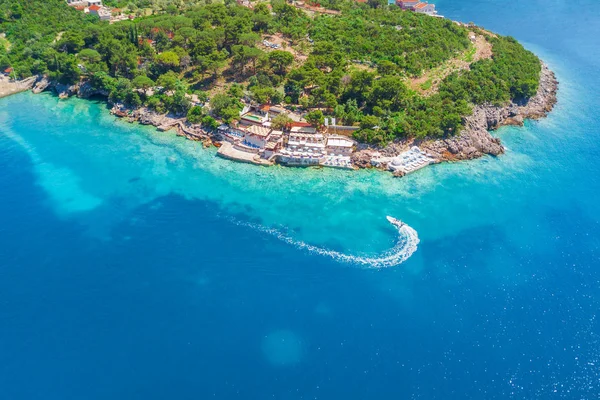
(229, 218, 419, 269)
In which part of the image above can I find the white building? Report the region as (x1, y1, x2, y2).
(263, 130, 284, 159)
(278, 132, 325, 166)
(323, 136, 355, 169)
(326, 136, 355, 157)
(290, 125, 317, 135)
(242, 125, 272, 149)
(413, 2, 436, 15)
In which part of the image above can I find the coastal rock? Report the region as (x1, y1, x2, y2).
(77, 81, 109, 98)
(32, 76, 50, 94)
(53, 82, 79, 99)
(517, 63, 558, 119)
(135, 108, 164, 125)
(355, 62, 558, 167)
(350, 151, 374, 169)
(0, 76, 37, 99)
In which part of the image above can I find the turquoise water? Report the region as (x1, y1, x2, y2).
(2, 1, 600, 398)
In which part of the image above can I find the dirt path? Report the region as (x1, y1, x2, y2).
(408, 33, 493, 96)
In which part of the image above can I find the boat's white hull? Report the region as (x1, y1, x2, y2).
(386, 216, 405, 228)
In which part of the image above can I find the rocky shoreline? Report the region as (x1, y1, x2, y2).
(352, 62, 559, 169)
(4, 60, 558, 175)
(0, 75, 38, 99)
(15, 75, 217, 147)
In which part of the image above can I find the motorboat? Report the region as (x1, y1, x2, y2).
(386, 216, 405, 228)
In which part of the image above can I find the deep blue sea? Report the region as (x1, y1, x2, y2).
(2, 1, 600, 399)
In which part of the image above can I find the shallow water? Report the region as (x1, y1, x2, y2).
(2, 0, 600, 398)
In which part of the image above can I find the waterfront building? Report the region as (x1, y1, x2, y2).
(242, 125, 272, 149)
(326, 136, 355, 157)
(263, 130, 284, 159)
(397, 0, 418, 9)
(290, 123, 317, 135)
(414, 2, 436, 14)
(323, 135, 355, 169)
(396, 0, 436, 15)
(278, 132, 326, 166)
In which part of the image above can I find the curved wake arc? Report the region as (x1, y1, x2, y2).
(230, 217, 420, 269)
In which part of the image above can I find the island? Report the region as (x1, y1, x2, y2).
(0, 0, 557, 176)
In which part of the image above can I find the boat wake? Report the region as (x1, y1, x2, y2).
(229, 217, 419, 269)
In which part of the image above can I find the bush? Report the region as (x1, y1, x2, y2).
(187, 105, 204, 124)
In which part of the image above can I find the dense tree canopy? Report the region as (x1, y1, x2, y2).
(0, 0, 541, 142)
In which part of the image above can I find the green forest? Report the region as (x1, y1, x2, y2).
(0, 0, 541, 143)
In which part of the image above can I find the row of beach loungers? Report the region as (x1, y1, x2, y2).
(321, 156, 353, 169)
(400, 157, 431, 172)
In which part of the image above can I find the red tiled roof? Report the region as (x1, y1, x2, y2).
(4, 67, 13, 73)
(291, 122, 313, 127)
(89, 4, 100, 11)
(414, 3, 428, 9)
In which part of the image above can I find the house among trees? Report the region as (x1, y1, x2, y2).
(396, 0, 419, 9)
(88, 5, 111, 21)
(67, 0, 129, 23)
(413, 2, 436, 15)
(396, 0, 437, 16)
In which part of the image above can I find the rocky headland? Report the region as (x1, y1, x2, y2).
(352, 62, 558, 169)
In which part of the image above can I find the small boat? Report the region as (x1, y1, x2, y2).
(386, 216, 405, 228)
